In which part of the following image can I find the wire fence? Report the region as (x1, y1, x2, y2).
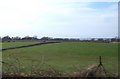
(1, 56, 118, 78)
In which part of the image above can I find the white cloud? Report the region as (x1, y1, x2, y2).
(0, 0, 118, 38)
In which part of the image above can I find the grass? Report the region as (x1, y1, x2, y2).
(2, 40, 41, 48)
(2, 41, 118, 76)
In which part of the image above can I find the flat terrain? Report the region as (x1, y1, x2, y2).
(2, 41, 118, 76)
(2, 41, 40, 48)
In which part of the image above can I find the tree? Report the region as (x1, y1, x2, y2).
(97, 38, 104, 42)
(41, 37, 52, 41)
(2, 36, 12, 42)
(22, 36, 33, 40)
(111, 38, 117, 42)
(12, 36, 21, 40)
(32, 35, 38, 40)
(91, 38, 95, 42)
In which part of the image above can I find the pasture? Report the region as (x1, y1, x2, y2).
(2, 41, 118, 76)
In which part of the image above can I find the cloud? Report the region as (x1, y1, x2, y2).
(0, 1, 118, 38)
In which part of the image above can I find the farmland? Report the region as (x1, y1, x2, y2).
(2, 41, 118, 76)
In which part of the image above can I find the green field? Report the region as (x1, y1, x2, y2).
(2, 41, 118, 76)
(2, 41, 40, 48)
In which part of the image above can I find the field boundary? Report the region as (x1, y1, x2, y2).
(1, 41, 60, 51)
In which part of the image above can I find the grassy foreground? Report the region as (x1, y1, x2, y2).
(2, 41, 118, 76)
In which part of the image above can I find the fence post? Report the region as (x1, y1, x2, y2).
(99, 56, 102, 65)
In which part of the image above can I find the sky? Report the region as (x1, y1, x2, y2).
(0, 0, 119, 38)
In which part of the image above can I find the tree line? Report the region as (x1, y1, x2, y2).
(0, 35, 119, 43)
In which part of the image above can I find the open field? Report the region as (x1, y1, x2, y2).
(2, 41, 41, 48)
(2, 41, 118, 76)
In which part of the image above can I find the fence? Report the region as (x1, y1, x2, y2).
(1, 41, 60, 51)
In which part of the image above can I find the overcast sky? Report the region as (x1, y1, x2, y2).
(0, 0, 118, 38)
